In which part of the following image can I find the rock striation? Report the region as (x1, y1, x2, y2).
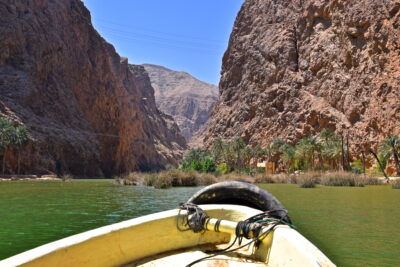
(143, 64, 218, 145)
(0, 0, 186, 177)
(205, 0, 400, 153)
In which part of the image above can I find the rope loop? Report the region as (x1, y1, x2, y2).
(177, 203, 210, 233)
(178, 204, 294, 267)
(214, 219, 222, 232)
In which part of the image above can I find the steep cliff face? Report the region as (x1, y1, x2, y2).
(0, 0, 186, 176)
(206, 0, 400, 152)
(143, 64, 218, 144)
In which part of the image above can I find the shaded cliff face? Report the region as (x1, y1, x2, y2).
(205, 0, 400, 152)
(0, 0, 186, 176)
(143, 64, 218, 144)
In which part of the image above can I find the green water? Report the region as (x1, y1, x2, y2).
(0, 181, 399, 266)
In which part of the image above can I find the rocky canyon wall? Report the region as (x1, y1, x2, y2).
(0, 0, 186, 177)
(205, 0, 400, 154)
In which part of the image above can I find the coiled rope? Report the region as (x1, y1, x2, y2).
(177, 203, 210, 233)
(177, 203, 295, 267)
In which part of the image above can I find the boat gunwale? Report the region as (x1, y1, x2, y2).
(0, 204, 336, 267)
(0, 204, 260, 267)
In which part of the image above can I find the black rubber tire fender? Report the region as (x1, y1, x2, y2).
(186, 181, 291, 223)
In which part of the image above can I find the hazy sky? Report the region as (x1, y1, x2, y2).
(81, 0, 245, 85)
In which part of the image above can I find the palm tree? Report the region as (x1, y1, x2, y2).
(318, 128, 334, 144)
(222, 141, 235, 167)
(231, 136, 246, 170)
(264, 146, 273, 163)
(280, 144, 295, 172)
(318, 129, 335, 168)
(267, 138, 285, 170)
(380, 135, 400, 176)
(295, 138, 312, 170)
(370, 149, 389, 181)
(0, 118, 14, 174)
(321, 136, 342, 170)
(12, 125, 31, 174)
(270, 139, 285, 155)
(184, 149, 204, 163)
(252, 146, 265, 168)
(211, 137, 225, 163)
(242, 146, 253, 169)
(182, 148, 210, 170)
(307, 136, 322, 170)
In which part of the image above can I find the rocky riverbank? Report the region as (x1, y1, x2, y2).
(0, 175, 60, 181)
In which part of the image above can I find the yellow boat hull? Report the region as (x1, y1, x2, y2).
(0, 205, 335, 267)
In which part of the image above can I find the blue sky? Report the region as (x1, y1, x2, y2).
(81, 0, 245, 85)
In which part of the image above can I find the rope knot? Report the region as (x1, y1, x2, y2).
(177, 203, 210, 233)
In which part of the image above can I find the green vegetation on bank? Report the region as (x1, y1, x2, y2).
(0, 118, 32, 175)
(114, 170, 253, 189)
(180, 130, 400, 177)
(115, 169, 385, 189)
(392, 180, 400, 189)
(115, 129, 400, 189)
(379, 134, 400, 176)
(61, 174, 74, 182)
(181, 136, 265, 175)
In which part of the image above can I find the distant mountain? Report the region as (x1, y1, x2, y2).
(143, 64, 218, 144)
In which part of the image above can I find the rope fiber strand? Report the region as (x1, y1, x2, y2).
(177, 204, 294, 267)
